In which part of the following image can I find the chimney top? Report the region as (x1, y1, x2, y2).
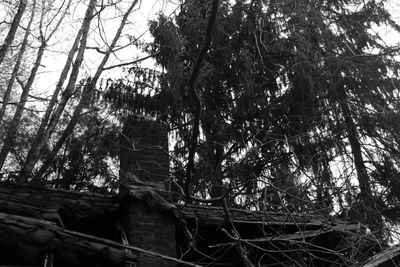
(119, 115, 170, 191)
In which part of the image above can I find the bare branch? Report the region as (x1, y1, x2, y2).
(185, 0, 219, 203)
(102, 52, 159, 70)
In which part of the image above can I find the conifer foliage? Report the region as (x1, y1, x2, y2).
(107, 0, 400, 234)
(1, 0, 400, 239)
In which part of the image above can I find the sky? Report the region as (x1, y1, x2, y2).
(5, 0, 400, 106)
(36, 0, 179, 96)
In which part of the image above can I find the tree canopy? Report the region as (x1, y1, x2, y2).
(1, 0, 400, 241)
(106, 0, 400, 236)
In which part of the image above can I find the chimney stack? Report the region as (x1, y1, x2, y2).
(119, 115, 176, 267)
(120, 115, 170, 191)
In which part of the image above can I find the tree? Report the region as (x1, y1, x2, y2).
(0, 0, 75, 172)
(0, 0, 27, 65)
(18, 0, 99, 181)
(0, 0, 34, 123)
(32, 0, 139, 183)
(107, 0, 400, 234)
(0, 0, 142, 186)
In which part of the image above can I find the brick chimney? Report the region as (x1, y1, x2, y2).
(119, 115, 176, 267)
(120, 115, 170, 190)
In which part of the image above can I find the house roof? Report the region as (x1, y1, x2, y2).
(177, 204, 361, 230)
(0, 211, 136, 265)
(0, 181, 387, 266)
(0, 181, 118, 227)
(0, 180, 369, 235)
(0, 182, 200, 266)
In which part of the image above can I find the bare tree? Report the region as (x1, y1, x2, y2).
(0, 0, 152, 181)
(0, 0, 27, 65)
(20, 0, 95, 179)
(0, 0, 71, 172)
(0, 0, 36, 123)
(32, 0, 140, 181)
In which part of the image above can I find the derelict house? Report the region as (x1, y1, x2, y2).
(0, 116, 396, 266)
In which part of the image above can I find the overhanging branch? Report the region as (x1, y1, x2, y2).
(185, 0, 219, 203)
(102, 52, 159, 70)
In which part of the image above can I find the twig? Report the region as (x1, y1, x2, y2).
(102, 52, 159, 70)
(221, 199, 254, 267)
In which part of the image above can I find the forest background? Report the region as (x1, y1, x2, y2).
(1, 0, 400, 243)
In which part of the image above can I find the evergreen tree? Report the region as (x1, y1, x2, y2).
(107, 0, 400, 235)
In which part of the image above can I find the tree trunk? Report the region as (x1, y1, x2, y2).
(313, 154, 332, 214)
(34, 79, 94, 180)
(0, 0, 39, 172)
(20, 0, 97, 181)
(0, 0, 27, 65)
(33, 0, 139, 181)
(336, 83, 382, 230)
(21, 29, 83, 178)
(336, 84, 372, 198)
(0, 0, 36, 123)
(0, 0, 71, 175)
(41, 0, 98, 141)
(206, 127, 224, 200)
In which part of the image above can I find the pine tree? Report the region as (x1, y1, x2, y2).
(107, 0, 400, 235)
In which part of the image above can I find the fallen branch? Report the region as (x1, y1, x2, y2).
(363, 244, 400, 267)
(241, 229, 334, 243)
(0, 211, 201, 267)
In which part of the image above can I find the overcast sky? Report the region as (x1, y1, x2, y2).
(34, 0, 400, 97)
(36, 0, 178, 96)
